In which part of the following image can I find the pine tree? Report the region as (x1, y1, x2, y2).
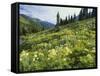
(70, 15, 73, 22)
(65, 16, 68, 24)
(83, 8, 88, 19)
(74, 13, 76, 21)
(92, 8, 96, 17)
(88, 11, 92, 18)
(68, 15, 71, 23)
(79, 8, 88, 20)
(56, 12, 60, 27)
(79, 8, 83, 20)
(60, 18, 63, 25)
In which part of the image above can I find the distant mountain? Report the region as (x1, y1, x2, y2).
(40, 21, 55, 29)
(20, 14, 55, 35)
(20, 14, 43, 35)
(30, 16, 55, 29)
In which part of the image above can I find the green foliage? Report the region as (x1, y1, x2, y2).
(56, 12, 60, 27)
(79, 8, 95, 20)
(19, 18, 96, 72)
(20, 14, 43, 35)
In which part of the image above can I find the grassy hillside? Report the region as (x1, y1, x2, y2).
(19, 18, 96, 72)
(19, 14, 54, 35)
(20, 14, 43, 35)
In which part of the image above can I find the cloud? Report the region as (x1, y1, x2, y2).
(20, 4, 81, 24)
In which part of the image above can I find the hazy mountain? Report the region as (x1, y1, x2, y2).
(40, 21, 55, 29)
(20, 14, 55, 35)
(30, 16, 55, 29)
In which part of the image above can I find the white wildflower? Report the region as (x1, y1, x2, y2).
(47, 58, 50, 60)
(34, 54, 37, 58)
(26, 53, 29, 56)
(36, 57, 39, 60)
(33, 58, 35, 62)
(20, 58, 22, 61)
(65, 47, 72, 54)
(63, 58, 66, 61)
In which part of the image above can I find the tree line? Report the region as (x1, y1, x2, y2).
(56, 8, 96, 26)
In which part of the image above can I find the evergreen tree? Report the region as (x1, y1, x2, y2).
(70, 15, 73, 22)
(60, 18, 63, 25)
(79, 8, 83, 20)
(83, 8, 88, 19)
(88, 11, 92, 18)
(79, 8, 88, 20)
(92, 8, 96, 17)
(65, 16, 68, 24)
(56, 12, 60, 27)
(62, 19, 65, 25)
(74, 13, 76, 21)
(68, 15, 71, 23)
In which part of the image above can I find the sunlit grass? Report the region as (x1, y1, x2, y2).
(19, 18, 96, 72)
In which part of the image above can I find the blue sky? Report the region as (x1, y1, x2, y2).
(20, 4, 82, 24)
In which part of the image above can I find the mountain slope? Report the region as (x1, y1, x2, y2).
(20, 14, 43, 35)
(31, 17, 55, 29)
(19, 18, 96, 71)
(20, 14, 55, 35)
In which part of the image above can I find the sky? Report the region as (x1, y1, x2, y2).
(20, 4, 82, 24)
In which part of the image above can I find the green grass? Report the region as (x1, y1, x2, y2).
(19, 15, 43, 35)
(19, 18, 96, 72)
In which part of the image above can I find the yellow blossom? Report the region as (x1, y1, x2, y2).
(63, 58, 66, 61)
(33, 58, 35, 62)
(47, 58, 50, 60)
(65, 47, 72, 54)
(26, 53, 29, 56)
(34, 54, 37, 58)
(39, 52, 44, 56)
(20, 58, 22, 61)
(48, 49, 57, 58)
